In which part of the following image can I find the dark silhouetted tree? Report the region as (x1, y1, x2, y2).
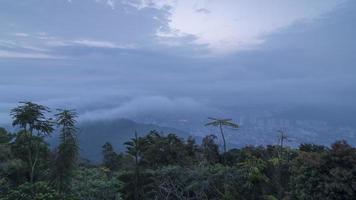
(102, 142, 120, 171)
(205, 117, 239, 153)
(53, 109, 78, 194)
(201, 134, 220, 164)
(10, 102, 53, 184)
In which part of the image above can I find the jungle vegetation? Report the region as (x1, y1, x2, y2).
(0, 102, 355, 200)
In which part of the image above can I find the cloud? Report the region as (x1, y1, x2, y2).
(13, 33, 30, 37)
(0, 0, 355, 128)
(32, 32, 135, 49)
(79, 96, 218, 122)
(195, 8, 210, 14)
(116, 0, 176, 10)
(150, 0, 346, 53)
(106, 0, 115, 9)
(73, 39, 136, 49)
(0, 37, 49, 52)
(0, 50, 61, 59)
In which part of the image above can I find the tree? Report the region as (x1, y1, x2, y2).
(53, 109, 79, 194)
(0, 128, 13, 162)
(0, 128, 27, 195)
(185, 136, 199, 164)
(10, 131, 50, 185)
(141, 131, 194, 167)
(205, 118, 239, 153)
(237, 156, 269, 199)
(0, 128, 12, 144)
(123, 131, 146, 200)
(299, 143, 327, 153)
(10, 102, 53, 136)
(201, 134, 220, 164)
(290, 141, 356, 200)
(102, 142, 120, 171)
(1, 181, 61, 200)
(71, 167, 121, 200)
(10, 102, 54, 184)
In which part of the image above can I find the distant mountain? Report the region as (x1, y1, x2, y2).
(73, 118, 189, 162)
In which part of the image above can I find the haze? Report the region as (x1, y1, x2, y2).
(1, 0, 355, 138)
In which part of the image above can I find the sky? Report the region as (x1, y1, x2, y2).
(0, 0, 355, 126)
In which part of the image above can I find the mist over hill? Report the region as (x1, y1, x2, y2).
(72, 118, 189, 161)
(68, 104, 356, 162)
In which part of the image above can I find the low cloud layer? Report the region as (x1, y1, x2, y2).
(1, 0, 356, 127)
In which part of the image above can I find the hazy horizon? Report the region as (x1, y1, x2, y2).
(1, 0, 356, 133)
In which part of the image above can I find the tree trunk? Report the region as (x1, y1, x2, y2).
(134, 132, 139, 200)
(28, 127, 35, 184)
(219, 123, 228, 198)
(219, 123, 227, 153)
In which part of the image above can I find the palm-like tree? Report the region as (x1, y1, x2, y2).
(10, 102, 54, 184)
(124, 131, 146, 200)
(54, 109, 78, 194)
(205, 117, 239, 153)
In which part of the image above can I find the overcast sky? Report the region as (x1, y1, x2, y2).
(0, 0, 355, 124)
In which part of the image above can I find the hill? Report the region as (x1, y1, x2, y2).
(75, 118, 189, 162)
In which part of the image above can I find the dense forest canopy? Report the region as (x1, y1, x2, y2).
(1, 102, 356, 200)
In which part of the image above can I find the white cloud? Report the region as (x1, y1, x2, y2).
(139, 0, 345, 53)
(34, 31, 136, 49)
(96, 0, 175, 11)
(0, 38, 49, 52)
(45, 40, 68, 47)
(21, 45, 49, 52)
(0, 50, 61, 59)
(13, 32, 30, 37)
(0, 40, 17, 48)
(73, 39, 119, 48)
(41, 36, 137, 49)
(106, 0, 115, 9)
(79, 95, 213, 122)
(73, 39, 136, 49)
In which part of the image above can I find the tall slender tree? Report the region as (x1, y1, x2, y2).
(124, 131, 146, 200)
(205, 117, 239, 153)
(10, 102, 53, 184)
(53, 109, 78, 194)
(277, 130, 289, 161)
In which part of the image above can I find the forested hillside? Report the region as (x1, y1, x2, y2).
(51, 119, 189, 161)
(1, 102, 356, 200)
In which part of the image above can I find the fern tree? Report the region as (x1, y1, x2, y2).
(53, 109, 78, 194)
(205, 118, 239, 153)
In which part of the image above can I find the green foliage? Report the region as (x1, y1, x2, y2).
(201, 134, 220, 164)
(299, 143, 328, 153)
(0, 128, 27, 195)
(290, 140, 356, 200)
(205, 117, 239, 153)
(0, 128, 12, 162)
(2, 104, 356, 200)
(53, 109, 79, 194)
(118, 169, 154, 200)
(10, 102, 53, 136)
(140, 131, 197, 167)
(102, 142, 121, 171)
(11, 131, 51, 182)
(10, 102, 54, 184)
(0, 128, 13, 144)
(71, 167, 121, 200)
(0, 181, 60, 200)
